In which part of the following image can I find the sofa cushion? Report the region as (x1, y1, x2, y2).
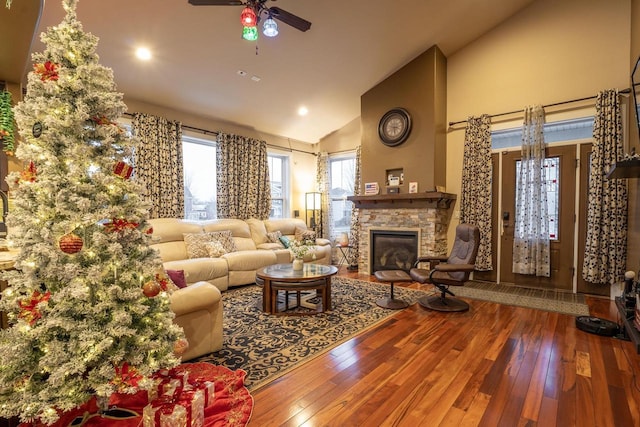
(279, 235, 291, 248)
(164, 258, 229, 284)
(223, 250, 277, 271)
(208, 230, 237, 253)
(202, 219, 257, 252)
(266, 230, 283, 244)
(264, 218, 308, 236)
(204, 240, 227, 258)
(166, 269, 188, 289)
(183, 232, 211, 258)
(295, 227, 316, 244)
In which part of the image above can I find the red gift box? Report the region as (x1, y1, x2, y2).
(113, 161, 133, 179)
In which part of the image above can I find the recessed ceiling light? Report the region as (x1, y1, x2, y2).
(251, 75, 261, 82)
(135, 47, 152, 61)
(298, 106, 308, 116)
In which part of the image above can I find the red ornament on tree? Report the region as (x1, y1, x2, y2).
(59, 233, 83, 254)
(142, 280, 161, 298)
(20, 161, 37, 183)
(33, 61, 59, 82)
(113, 161, 133, 179)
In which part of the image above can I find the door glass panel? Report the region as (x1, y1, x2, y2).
(515, 156, 560, 240)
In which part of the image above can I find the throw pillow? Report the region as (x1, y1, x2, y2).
(183, 232, 211, 259)
(266, 230, 282, 243)
(207, 230, 237, 253)
(204, 240, 227, 258)
(279, 235, 291, 248)
(294, 226, 316, 244)
(156, 272, 180, 294)
(166, 269, 187, 289)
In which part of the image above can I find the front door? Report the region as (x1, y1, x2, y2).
(499, 146, 576, 291)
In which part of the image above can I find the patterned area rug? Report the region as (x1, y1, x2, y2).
(455, 280, 590, 316)
(194, 277, 428, 391)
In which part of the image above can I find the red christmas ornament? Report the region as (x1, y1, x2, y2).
(113, 161, 134, 179)
(173, 338, 189, 356)
(59, 233, 83, 254)
(33, 61, 59, 82)
(20, 161, 37, 183)
(18, 290, 51, 325)
(142, 280, 161, 298)
(104, 218, 139, 233)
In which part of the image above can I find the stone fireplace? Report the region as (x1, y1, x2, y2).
(349, 193, 455, 274)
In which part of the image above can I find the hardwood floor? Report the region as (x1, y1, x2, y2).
(249, 268, 640, 427)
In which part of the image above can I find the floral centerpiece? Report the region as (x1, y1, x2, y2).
(289, 239, 314, 260)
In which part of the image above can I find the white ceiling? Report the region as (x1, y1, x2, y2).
(29, 0, 536, 143)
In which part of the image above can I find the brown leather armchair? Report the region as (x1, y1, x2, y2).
(409, 223, 480, 312)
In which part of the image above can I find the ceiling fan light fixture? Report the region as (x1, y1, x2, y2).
(242, 25, 259, 41)
(263, 17, 278, 37)
(240, 6, 257, 27)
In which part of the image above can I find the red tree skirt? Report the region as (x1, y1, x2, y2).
(21, 363, 254, 427)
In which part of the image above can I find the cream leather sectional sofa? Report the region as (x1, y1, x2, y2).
(149, 217, 332, 360)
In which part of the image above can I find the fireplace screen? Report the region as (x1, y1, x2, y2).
(370, 229, 419, 273)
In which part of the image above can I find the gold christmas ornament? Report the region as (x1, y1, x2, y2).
(142, 280, 161, 298)
(59, 233, 83, 254)
(173, 338, 189, 356)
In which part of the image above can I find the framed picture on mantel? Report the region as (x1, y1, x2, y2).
(365, 182, 379, 195)
(409, 182, 418, 193)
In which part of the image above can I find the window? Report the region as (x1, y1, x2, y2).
(492, 117, 594, 149)
(183, 135, 217, 220)
(268, 153, 289, 219)
(329, 153, 356, 240)
(515, 157, 560, 240)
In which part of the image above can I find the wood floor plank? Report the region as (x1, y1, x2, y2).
(249, 270, 640, 426)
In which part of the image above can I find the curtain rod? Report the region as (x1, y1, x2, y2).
(448, 87, 632, 127)
(122, 112, 317, 156)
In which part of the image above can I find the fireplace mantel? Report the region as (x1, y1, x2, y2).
(348, 192, 456, 209)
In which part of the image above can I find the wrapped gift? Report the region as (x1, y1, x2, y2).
(189, 380, 215, 407)
(175, 387, 205, 427)
(148, 368, 190, 401)
(143, 386, 204, 427)
(143, 396, 187, 427)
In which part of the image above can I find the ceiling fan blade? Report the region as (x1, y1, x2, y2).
(269, 6, 312, 32)
(188, 0, 244, 5)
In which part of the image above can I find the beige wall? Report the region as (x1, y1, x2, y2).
(125, 98, 318, 218)
(360, 46, 447, 193)
(318, 117, 361, 154)
(446, 0, 631, 248)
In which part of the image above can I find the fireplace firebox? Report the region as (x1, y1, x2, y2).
(369, 229, 419, 274)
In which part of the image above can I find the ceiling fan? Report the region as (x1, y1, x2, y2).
(188, 0, 312, 34)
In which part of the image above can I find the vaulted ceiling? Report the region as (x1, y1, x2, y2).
(3, 0, 537, 143)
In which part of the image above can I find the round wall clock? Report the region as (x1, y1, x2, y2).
(378, 108, 412, 147)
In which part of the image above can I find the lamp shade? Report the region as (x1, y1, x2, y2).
(263, 17, 278, 37)
(242, 26, 259, 41)
(305, 192, 321, 210)
(240, 7, 257, 27)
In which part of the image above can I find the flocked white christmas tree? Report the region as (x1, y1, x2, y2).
(0, 0, 185, 424)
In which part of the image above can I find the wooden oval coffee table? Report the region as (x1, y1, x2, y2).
(256, 263, 338, 315)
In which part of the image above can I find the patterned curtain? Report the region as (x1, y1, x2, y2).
(348, 146, 362, 266)
(132, 113, 184, 219)
(216, 132, 271, 220)
(582, 89, 627, 285)
(316, 152, 331, 239)
(460, 114, 492, 271)
(512, 105, 550, 277)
